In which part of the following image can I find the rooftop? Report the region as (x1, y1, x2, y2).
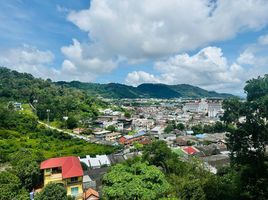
(40, 156, 83, 179)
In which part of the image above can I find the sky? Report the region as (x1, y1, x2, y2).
(0, 0, 268, 95)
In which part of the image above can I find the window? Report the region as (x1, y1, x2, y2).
(70, 177, 78, 183)
(52, 167, 61, 174)
(71, 187, 79, 196)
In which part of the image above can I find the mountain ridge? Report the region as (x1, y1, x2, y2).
(56, 81, 234, 99)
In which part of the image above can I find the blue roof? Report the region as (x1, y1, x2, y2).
(196, 134, 206, 139)
(134, 130, 146, 137)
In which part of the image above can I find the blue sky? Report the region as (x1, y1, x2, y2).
(0, 0, 268, 95)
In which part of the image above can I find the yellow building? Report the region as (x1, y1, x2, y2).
(40, 156, 84, 200)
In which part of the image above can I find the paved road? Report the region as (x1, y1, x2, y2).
(38, 121, 91, 142)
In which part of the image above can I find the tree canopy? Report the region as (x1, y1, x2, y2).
(102, 160, 170, 200)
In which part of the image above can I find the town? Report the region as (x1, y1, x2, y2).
(31, 97, 230, 199)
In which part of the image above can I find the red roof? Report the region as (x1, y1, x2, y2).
(182, 146, 199, 155)
(40, 156, 83, 179)
(84, 188, 99, 199)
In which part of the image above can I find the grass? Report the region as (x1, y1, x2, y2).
(172, 147, 186, 157)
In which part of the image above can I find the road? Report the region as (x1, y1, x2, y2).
(38, 121, 91, 142)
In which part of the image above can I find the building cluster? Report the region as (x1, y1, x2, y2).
(37, 98, 228, 199)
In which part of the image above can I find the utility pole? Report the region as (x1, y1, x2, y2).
(46, 109, 50, 125)
(33, 99, 38, 115)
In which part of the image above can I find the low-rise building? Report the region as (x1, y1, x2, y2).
(40, 156, 83, 199)
(105, 132, 121, 141)
(119, 130, 146, 145)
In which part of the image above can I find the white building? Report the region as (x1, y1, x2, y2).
(79, 155, 111, 169)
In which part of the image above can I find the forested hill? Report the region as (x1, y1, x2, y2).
(0, 67, 107, 121)
(57, 81, 234, 99)
(0, 67, 233, 99)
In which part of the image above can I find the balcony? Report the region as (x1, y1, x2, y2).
(44, 173, 63, 185)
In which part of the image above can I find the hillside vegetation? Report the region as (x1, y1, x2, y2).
(57, 81, 233, 99)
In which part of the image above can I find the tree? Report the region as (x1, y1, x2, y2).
(164, 124, 174, 133)
(142, 140, 173, 169)
(124, 111, 131, 118)
(0, 171, 21, 200)
(66, 116, 78, 129)
(35, 183, 67, 200)
(13, 158, 41, 191)
(176, 123, 185, 131)
(222, 74, 268, 200)
(106, 125, 116, 132)
(80, 162, 88, 171)
(191, 124, 203, 134)
(102, 161, 170, 200)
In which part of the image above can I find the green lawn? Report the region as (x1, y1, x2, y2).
(172, 147, 186, 157)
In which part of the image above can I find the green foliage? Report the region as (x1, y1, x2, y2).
(106, 125, 116, 132)
(124, 111, 131, 118)
(0, 67, 107, 123)
(66, 116, 78, 129)
(0, 171, 23, 200)
(0, 106, 115, 163)
(57, 80, 233, 99)
(35, 183, 67, 200)
(221, 74, 268, 200)
(164, 122, 185, 134)
(102, 161, 171, 200)
(221, 97, 244, 124)
(176, 123, 185, 131)
(191, 124, 203, 134)
(13, 156, 41, 191)
(80, 161, 88, 171)
(191, 122, 227, 134)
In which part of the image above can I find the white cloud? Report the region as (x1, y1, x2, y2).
(125, 71, 160, 86)
(125, 47, 247, 93)
(237, 51, 255, 65)
(0, 45, 59, 79)
(258, 34, 268, 45)
(61, 39, 117, 75)
(0, 44, 115, 82)
(67, 0, 268, 62)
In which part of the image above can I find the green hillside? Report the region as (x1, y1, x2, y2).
(57, 81, 234, 99)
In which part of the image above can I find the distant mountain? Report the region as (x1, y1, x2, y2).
(0, 67, 233, 99)
(56, 81, 234, 99)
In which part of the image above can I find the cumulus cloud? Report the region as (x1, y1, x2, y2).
(0, 45, 60, 79)
(258, 34, 268, 45)
(61, 39, 117, 75)
(63, 0, 268, 91)
(125, 47, 247, 93)
(67, 0, 268, 61)
(0, 44, 115, 82)
(125, 71, 161, 86)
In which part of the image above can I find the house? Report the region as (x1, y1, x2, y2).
(150, 126, 164, 136)
(182, 146, 199, 155)
(175, 138, 187, 146)
(84, 188, 99, 200)
(105, 132, 121, 141)
(118, 130, 146, 145)
(83, 175, 96, 191)
(73, 128, 86, 134)
(40, 156, 83, 199)
(93, 130, 111, 139)
(79, 155, 111, 169)
(13, 102, 23, 110)
(185, 130, 194, 135)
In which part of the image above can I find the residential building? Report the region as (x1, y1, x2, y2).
(40, 156, 83, 200)
(105, 132, 121, 141)
(79, 155, 111, 169)
(119, 130, 146, 145)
